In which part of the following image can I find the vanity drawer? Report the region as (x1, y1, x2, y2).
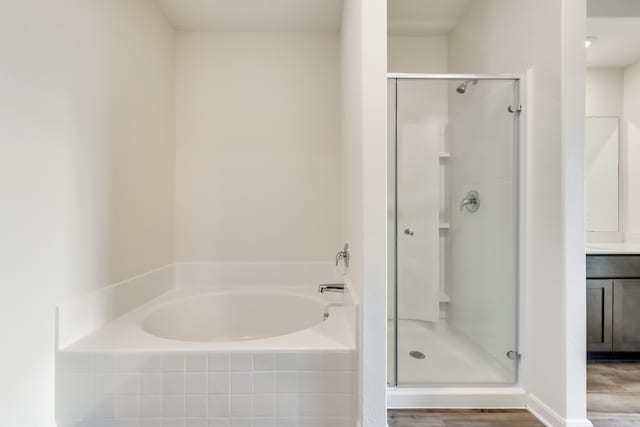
(587, 255, 640, 279)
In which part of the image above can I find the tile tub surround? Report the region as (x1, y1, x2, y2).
(56, 351, 357, 427)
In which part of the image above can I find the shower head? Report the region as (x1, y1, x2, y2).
(456, 79, 478, 94)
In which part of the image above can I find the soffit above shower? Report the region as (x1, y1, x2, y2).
(387, 0, 471, 36)
(155, 0, 344, 32)
(586, 18, 640, 68)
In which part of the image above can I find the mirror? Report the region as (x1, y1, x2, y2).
(586, 116, 619, 232)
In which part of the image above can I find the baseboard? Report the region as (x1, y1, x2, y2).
(527, 394, 593, 427)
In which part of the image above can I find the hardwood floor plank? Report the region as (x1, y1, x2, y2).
(588, 362, 640, 425)
(388, 409, 544, 426)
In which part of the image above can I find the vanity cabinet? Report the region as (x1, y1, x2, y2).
(586, 255, 640, 353)
(612, 279, 640, 351)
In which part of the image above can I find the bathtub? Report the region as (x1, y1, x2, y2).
(56, 285, 357, 426)
(66, 286, 354, 351)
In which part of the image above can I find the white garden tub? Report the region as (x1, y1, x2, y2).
(65, 285, 355, 351)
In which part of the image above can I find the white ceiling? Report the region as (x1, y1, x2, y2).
(156, 0, 344, 32)
(587, 18, 640, 68)
(387, 0, 471, 36)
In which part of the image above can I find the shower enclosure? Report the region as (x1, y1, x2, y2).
(387, 75, 522, 389)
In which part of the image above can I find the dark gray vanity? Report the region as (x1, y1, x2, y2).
(587, 254, 640, 354)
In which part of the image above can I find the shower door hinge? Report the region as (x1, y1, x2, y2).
(506, 350, 521, 361)
(508, 104, 523, 113)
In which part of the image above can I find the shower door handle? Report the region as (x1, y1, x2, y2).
(460, 191, 480, 213)
(404, 228, 414, 236)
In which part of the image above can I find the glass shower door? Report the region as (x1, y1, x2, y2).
(389, 77, 520, 386)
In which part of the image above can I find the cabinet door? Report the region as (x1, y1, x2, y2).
(613, 279, 640, 351)
(587, 279, 613, 352)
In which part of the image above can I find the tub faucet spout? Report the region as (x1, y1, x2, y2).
(318, 283, 345, 293)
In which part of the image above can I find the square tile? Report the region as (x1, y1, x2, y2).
(208, 353, 230, 372)
(164, 353, 186, 372)
(208, 373, 230, 394)
(94, 354, 117, 373)
(186, 395, 208, 417)
(58, 372, 93, 396)
(254, 418, 276, 427)
(163, 395, 185, 417)
(254, 372, 276, 394)
(140, 374, 163, 395)
(186, 372, 207, 394)
(94, 395, 116, 418)
(276, 354, 298, 371)
(186, 353, 208, 372)
(140, 395, 163, 417)
(275, 417, 298, 427)
(231, 354, 252, 371)
(230, 419, 251, 427)
(276, 394, 298, 417)
(208, 419, 230, 427)
(163, 419, 185, 427)
(141, 354, 164, 373)
(116, 395, 139, 417)
(231, 395, 252, 417)
(208, 395, 230, 417)
(117, 354, 149, 372)
(276, 372, 298, 393)
(185, 419, 208, 427)
(254, 353, 275, 371)
(253, 394, 276, 417)
(57, 353, 93, 373)
(164, 373, 185, 394)
(231, 373, 252, 394)
(140, 420, 163, 427)
(116, 419, 138, 427)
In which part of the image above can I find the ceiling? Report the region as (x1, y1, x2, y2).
(587, 18, 640, 68)
(155, 0, 344, 32)
(387, 0, 471, 36)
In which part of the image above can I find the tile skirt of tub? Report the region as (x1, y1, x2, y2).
(56, 350, 357, 427)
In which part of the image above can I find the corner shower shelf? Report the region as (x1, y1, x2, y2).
(439, 152, 451, 159)
(439, 293, 451, 303)
(439, 223, 451, 230)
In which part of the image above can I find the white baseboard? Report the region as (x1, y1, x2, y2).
(527, 394, 593, 427)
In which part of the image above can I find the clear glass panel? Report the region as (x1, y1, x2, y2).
(388, 78, 519, 386)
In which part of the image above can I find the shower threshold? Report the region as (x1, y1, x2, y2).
(387, 386, 526, 409)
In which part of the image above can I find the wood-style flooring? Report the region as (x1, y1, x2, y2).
(588, 362, 640, 426)
(388, 363, 640, 426)
(387, 409, 543, 426)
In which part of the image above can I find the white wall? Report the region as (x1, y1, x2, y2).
(0, 1, 175, 424)
(175, 32, 341, 263)
(388, 36, 448, 73)
(341, 0, 388, 425)
(586, 69, 624, 116)
(448, 0, 588, 424)
(623, 61, 640, 237)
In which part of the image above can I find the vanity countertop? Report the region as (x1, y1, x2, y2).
(586, 243, 640, 255)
